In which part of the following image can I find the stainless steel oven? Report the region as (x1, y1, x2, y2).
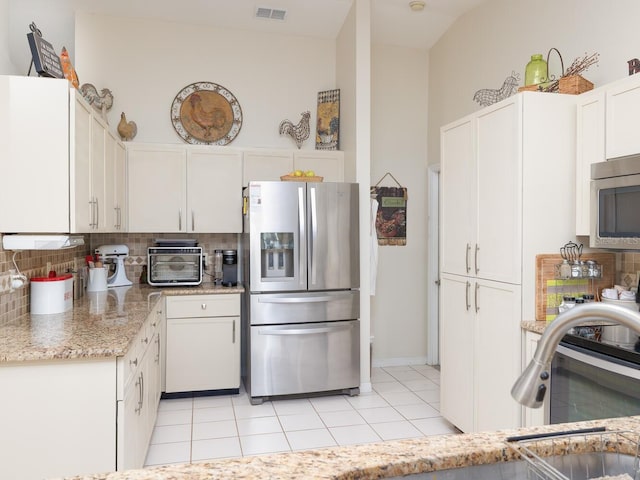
(549, 330, 640, 424)
(147, 246, 203, 286)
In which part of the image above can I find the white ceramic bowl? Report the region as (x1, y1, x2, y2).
(601, 297, 639, 311)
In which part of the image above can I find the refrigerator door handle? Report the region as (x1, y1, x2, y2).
(298, 186, 306, 287)
(257, 295, 341, 304)
(309, 186, 318, 285)
(258, 324, 353, 336)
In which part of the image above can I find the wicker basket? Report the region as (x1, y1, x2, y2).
(280, 175, 323, 182)
(558, 75, 594, 94)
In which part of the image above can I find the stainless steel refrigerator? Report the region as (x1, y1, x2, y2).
(242, 181, 360, 404)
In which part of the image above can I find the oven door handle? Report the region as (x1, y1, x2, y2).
(557, 344, 640, 379)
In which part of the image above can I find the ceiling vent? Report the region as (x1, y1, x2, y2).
(255, 7, 287, 21)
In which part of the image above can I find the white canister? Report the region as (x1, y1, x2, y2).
(87, 266, 109, 292)
(30, 273, 73, 314)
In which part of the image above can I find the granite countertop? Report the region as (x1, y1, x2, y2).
(0, 283, 243, 363)
(55, 416, 640, 480)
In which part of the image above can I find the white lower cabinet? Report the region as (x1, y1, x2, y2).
(440, 274, 522, 433)
(116, 299, 163, 471)
(165, 294, 240, 393)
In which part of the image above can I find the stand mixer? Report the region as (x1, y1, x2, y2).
(95, 244, 133, 287)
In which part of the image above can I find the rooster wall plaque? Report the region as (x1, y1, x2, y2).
(170, 81, 243, 145)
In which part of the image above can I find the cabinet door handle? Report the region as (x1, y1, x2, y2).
(201, 303, 207, 310)
(134, 375, 142, 414)
(155, 333, 161, 363)
(140, 371, 144, 410)
(191, 210, 195, 231)
(475, 282, 480, 313)
(465, 281, 471, 311)
(232, 319, 236, 343)
(129, 357, 138, 368)
(178, 209, 182, 230)
(475, 244, 479, 275)
(88, 199, 94, 227)
(465, 244, 471, 273)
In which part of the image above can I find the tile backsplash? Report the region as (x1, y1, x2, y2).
(0, 233, 239, 325)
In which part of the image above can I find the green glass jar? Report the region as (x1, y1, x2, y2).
(525, 54, 548, 87)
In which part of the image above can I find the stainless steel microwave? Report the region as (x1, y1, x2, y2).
(591, 156, 640, 249)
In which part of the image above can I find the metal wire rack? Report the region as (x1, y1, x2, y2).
(505, 428, 640, 480)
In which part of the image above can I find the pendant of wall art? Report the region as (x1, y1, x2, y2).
(316, 89, 340, 150)
(473, 71, 520, 107)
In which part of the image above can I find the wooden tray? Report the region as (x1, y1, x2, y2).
(280, 175, 323, 182)
(535, 253, 615, 321)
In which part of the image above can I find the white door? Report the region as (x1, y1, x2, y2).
(427, 164, 440, 366)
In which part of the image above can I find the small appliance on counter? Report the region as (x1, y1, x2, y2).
(147, 239, 203, 286)
(94, 245, 133, 287)
(222, 250, 237, 287)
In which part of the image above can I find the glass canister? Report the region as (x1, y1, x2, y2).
(525, 54, 548, 87)
(213, 250, 223, 285)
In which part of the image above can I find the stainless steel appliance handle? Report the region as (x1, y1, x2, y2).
(258, 295, 341, 304)
(310, 186, 318, 285)
(557, 344, 640, 379)
(259, 324, 353, 336)
(298, 186, 306, 286)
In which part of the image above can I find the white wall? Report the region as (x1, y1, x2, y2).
(370, 44, 429, 365)
(0, 0, 18, 74)
(74, 13, 337, 149)
(428, 0, 640, 166)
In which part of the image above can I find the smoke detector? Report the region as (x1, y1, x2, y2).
(255, 7, 287, 21)
(409, 1, 426, 11)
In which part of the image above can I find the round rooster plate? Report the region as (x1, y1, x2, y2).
(170, 81, 243, 145)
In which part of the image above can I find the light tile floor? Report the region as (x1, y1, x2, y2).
(144, 364, 458, 467)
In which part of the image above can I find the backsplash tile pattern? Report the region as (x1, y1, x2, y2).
(0, 233, 240, 325)
(0, 234, 90, 326)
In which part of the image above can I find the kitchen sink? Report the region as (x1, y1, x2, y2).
(385, 452, 638, 479)
(385, 429, 640, 480)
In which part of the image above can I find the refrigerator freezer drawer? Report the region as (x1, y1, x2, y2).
(249, 320, 360, 399)
(249, 290, 360, 325)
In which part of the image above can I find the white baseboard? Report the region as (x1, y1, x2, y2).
(372, 356, 430, 368)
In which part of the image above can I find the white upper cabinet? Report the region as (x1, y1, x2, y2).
(127, 144, 187, 233)
(575, 90, 605, 236)
(127, 144, 243, 233)
(242, 149, 345, 185)
(242, 149, 294, 185)
(440, 117, 475, 277)
(0, 76, 70, 232)
(186, 147, 242, 233)
(606, 74, 640, 159)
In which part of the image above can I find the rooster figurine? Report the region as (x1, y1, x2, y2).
(117, 112, 137, 141)
(279, 111, 311, 149)
(80, 83, 114, 121)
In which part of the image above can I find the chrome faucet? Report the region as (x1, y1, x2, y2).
(511, 303, 640, 408)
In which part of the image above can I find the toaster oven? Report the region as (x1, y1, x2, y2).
(147, 246, 203, 286)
